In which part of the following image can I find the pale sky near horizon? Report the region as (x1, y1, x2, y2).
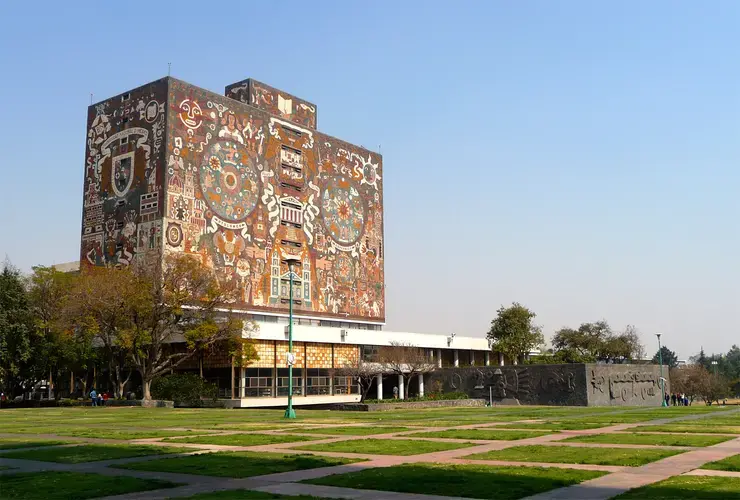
(1, 2, 738, 360)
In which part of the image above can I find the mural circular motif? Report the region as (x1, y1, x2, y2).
(166, 222, 183, 247)
(334, 254, 355, 284)
(321, 177, 365, 245)
(200, 141, 259, 222)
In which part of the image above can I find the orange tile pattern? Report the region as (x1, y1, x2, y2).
(275, 341, 305, 368)
(305, 343, 333, 368)
(334, 344, 360, 368)
(250, 340, 276, 368)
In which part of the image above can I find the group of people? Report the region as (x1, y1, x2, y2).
(88, 389, 110, 407)
(665, 392, 689, 406)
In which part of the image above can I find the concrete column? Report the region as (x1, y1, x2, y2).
(418, 373, 424, 397)
(485, 352, 491, 366)
(239, 367, 246, 398)
(436, 349, 442, 368)
(498, 352, 504, 366)
(376, 373, 383, 400)
(329, 370, 334, 396)
(454, 350, 459, 367)
(513, 356, 518, 365)
(470, 351, 475, 366)
(398, 374, 405, 400)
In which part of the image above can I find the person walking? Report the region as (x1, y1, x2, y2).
(664, 393, 670, 406)
(671, 393, 676, 406)
(89, 388, 97, 407)
(393, 386, 399, 399)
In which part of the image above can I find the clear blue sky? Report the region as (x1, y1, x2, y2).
(1, 1, 738, 359)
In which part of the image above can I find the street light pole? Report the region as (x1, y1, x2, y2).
(711, 360, 718, 376)
(284, 257, 300, 419)
(657, 333, 667, 407)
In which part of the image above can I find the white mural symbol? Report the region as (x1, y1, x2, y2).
(178, 99, 203, 129)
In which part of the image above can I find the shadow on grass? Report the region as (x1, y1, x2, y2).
(0, 471, 177, 500)
(116, 451, 362, 478)
(305, 463, 606, 500)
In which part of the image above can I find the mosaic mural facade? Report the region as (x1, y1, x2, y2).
(80, 79, 168, 267)
(81, 77, 384, 324)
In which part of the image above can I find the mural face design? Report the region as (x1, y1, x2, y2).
(166, 79, 384, 321)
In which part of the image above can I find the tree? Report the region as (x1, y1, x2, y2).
(27, 266, 85, 398)
(551, 321, 644, 363)
(670, 365, 709, 404)
(702, 373, 729, 405)
(652, 345, 678, 369)
(487, 303, 544, 364)
(337, 359, 386, 402)
(378, 342, 436, 399)
(690, 348, 709, 371)
(67, 254, 259, 400)
(0, 262, 34, 397)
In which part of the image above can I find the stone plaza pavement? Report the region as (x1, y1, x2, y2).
(0, 408, 739, 500)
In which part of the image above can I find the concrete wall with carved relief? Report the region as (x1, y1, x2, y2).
(587, 364, 667, 407)
(427, 363, 668, 407)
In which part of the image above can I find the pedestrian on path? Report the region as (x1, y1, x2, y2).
(89, 388, 97, 407)
(393, 386, 399, 399)
(664, 393, 670, 406)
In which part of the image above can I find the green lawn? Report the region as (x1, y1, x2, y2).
(614, 475, 740, 499)
(0, 471, 177, 499)
(306, 463, 606, 500)
(0, 438, 68, 450)
(165, 433, 322, 446)
(563, 433, 734, 447)
(702, 453, 740, 472)
(0, 444, 191, 463)
(279, 426, 411, 436)
(294, 438, 475, 456)
(631, 424, 740, 435)
(465, 444, 682, 466)
(117, 451, 361, 478)
(497, 422, 609, 431)
(406, 429, 551, 440)
(184, 490, 326, 499)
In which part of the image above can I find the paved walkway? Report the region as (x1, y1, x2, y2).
(0, 407, 737, 500)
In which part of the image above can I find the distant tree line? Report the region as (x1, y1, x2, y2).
(486, 303, 645, 365)
(0, 255, 257, 402)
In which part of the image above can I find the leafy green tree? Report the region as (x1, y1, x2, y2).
(487, 303, 544, 364)
(551, 321, 644, 363)
(67, 254, 258, 400)
(652, 345, 679, 369)
(0, 262, 34, 397)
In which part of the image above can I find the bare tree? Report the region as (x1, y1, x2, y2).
(337, 359, 387, 402)
(670, 365, 710, 404)
(378, 341, 436, 399)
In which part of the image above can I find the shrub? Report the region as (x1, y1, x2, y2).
(150, 373, 218, 407)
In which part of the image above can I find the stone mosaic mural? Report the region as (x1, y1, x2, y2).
(81, 77, 384, 324)
(164, 78, 384, 322)
(80, 79, 168, 267)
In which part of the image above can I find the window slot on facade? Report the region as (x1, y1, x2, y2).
(280, 182, 302, 192)
(122, 117, 130, 125)
(280, 221, 302, 229)
(115, 200, 126, 207)
(116, 221, 124, 229)
(280, 239, 301, 248)
(120, 136, 128, 145)
(280, 298, 302, 305)
(121, 93, 130, 101)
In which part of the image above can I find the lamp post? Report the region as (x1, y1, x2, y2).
(711, 360, 718, 375)
(656, 333, 667, 407)
(284, 256, 300, 419)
